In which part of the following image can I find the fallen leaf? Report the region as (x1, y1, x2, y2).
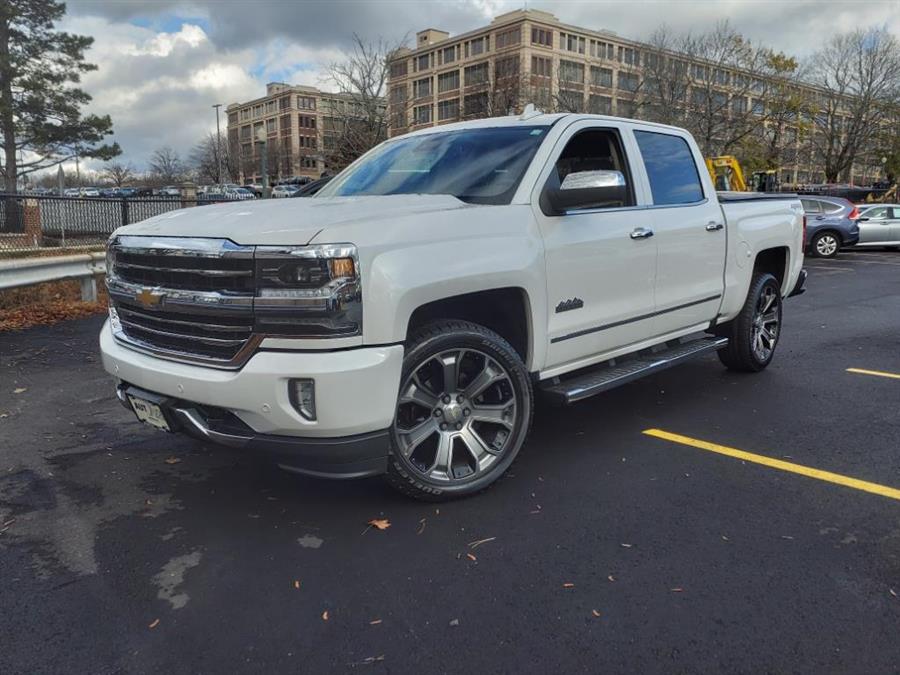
(148, 619, 160, 629)
(592, 609, 601, 618)
(607, 575, 615, 582)
(13, 387, 27, 394)
(468, 537, 496, 549)
(562, 582, 575, 588)
(293, 580, 300, 590)
(890, 589, 897, 598)
(466, 553, 477, 561)
(363, 655, 385, 664)
(369, 619, 382, 625)
(670, 587, 684, 593)
(164, 457, 181, 465)
(416, 518, 426, 535)
(322, 611, 329, 621)
(781, 535, 794, 541)
(620, 543, 633, 548)
(721, 535, 730, 542)
(449, 618, 460, 627)
(367, 518, 390, 530)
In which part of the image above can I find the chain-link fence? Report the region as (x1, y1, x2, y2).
(0, 194, 231, 257)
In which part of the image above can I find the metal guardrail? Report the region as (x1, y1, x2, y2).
(0, 252, 106, 301)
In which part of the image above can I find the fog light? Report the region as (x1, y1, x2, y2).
(109, 306, 122, 332)
(289, 378, 316, 420)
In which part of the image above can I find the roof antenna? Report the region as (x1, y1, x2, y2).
(519, 103, 542, 120)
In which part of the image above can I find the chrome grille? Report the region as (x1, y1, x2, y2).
(108, 236, 257, 367)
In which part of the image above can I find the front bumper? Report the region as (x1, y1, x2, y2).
(101, 320, 404, 477)
(116, 385, 390, 478)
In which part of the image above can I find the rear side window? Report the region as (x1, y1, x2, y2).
(800, 199, 821, 214)
(822, 201, 844, 214)
(634, 130, 704, 205)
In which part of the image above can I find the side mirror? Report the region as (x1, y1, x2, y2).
(542, 170, 628, 215)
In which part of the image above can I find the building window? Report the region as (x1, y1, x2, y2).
(228, 112, 238, 125)
(300, 157, 317, 169)
(392, 110, 407, 129)
(495, 27, 520, 49)
(691, 64, 709, 81)
(413, 77, 432, 98)
(588, 94, 612, 115)
(299, 115, 316, 129)
(266, 100, 277, 114)
(464, 62, 489, 86)
(240, 125, 251, 141)
(438, 70, 460, 92)
(390, 60, 408, 78)
(617, 71, 639, 92)
(414, 104, 432, 125)
(437, 98, 459, 121)
(442, 45, 457, 64)
(299, 135, 317, 149)
(266, 118, 277, 134)
(280, 114, 292, 135)
(531, 56, 552, 78)
(465, 36, 489, 57)
(390, 85, 407, 104)
(618, 47, 639, 66)
(559, 60, 584, 85)
(590, 66, 613, 88)
(240, 108, 251, 121)
(463, 92, 489, 117)
(560, 32, 585, 54)
(416, 53, 431, 71)
(495, 55, 519, 80)
(731, 96, 748, 115)
(297, 96, 316, 110)
(558, 89, 584, 112)
(531, 27, 552, 47)
(590, 40, 614, 59)
(253, 104, 263, 117)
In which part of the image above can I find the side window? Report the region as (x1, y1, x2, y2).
(633, 130, 704, 205)
(800, 199, 821, 214)
(822, 201, 843, 214)
(864, 206, 887, 219)
(549, 128, 635, 208)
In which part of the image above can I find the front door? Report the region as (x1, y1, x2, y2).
(534, 122, 657, 372)
(631, 129, 726, 334)
(858, 205, 893, 244)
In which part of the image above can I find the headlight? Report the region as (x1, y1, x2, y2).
(254, 244, 361, 338)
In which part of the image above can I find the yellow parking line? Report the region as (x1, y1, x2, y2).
(846, 367, 900, 381)
(643, 428, 900, 502)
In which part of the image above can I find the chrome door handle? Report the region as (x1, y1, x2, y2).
(630, 227, 654, 240)
(705, 222, 724, 231)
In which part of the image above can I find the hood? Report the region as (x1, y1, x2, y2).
(114, 194, 474, 246)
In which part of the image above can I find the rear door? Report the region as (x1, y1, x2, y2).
(631, 129, 726, 336)
(889, 208, 900, 244)
(858, 205, 892, 244)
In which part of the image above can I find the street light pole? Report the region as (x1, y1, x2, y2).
(212, 103, 224, 186)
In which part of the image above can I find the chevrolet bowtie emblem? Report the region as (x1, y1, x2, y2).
(135, 288, 164, 308)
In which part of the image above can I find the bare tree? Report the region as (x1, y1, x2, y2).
(638, 26, 693, 126)
(323, 34, 393, 172)
(148, 146, 185, 184)
(807, 27, 900, 182)
(190, 132, 236, 184)
(101, 161, 135, 187)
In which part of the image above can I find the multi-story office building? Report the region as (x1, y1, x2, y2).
(226, 83, 367, 184)
(387, 9, 881, 186)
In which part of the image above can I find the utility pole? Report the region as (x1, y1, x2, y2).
(256, 127, 269, 198)
(212, 103, 224, 185)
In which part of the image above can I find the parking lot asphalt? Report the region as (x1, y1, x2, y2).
(1, 250, 899, 675)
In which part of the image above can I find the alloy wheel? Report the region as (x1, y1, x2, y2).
(393, 349, 518, 483)
(751, 285, 780, 362)
(816, 234, 838, 256)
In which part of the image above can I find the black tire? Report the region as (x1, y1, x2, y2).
(809, 230, 841, 258)
(716, 272, 782, 372)
(384, 320, 533, 501)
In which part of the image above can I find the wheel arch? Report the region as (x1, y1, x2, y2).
(406, 288, 534, 367)
(752, 246, 789, 294)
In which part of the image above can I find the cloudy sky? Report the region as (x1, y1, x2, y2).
(61, 0, 900, 173)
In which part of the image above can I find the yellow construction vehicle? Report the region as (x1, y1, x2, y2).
(706, 156, 780, 192)
(705, 156, 747, 192)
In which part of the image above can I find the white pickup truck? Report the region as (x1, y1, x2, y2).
(100, 111, 806, 499)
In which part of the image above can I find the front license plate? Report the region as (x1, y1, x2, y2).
(128, 395, 172, 432)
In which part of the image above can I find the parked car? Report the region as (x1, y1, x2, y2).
(101, 112, 805, 500)
(119, 187, 138, 198)
(79, 187, 100, 197)
(854, 204, 900, 249)
(159, 186, 181, 197)
(242, 184, 263, 197)
(101, 187, 123, 198)
(63, 188, 80, 197)
(799, 196, 860, 258)
(290, 176, 332, 197)
(272, 185, 299, 198)
(224, 187, 255, 201)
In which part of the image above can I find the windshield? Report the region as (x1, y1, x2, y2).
(318, 126, 548, 205)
